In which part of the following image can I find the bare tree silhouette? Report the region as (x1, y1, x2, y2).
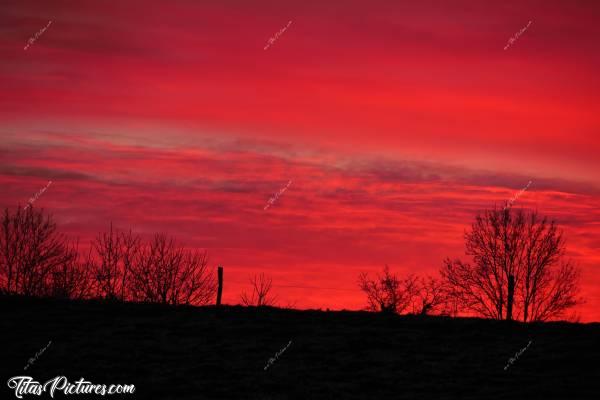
(128, 233, 216, 305)
(413, 275, 449, 315)
(441, 207, 583, 322)
(1, 208, 217, 306)
(358, 265, 418, 314)
(0, 206, 74, 296)
(176, 247, 217, 305)
(119, 229, 141, 301)
(240, 273, 277, 307)
(50, 242, 95, 300)
(93, 223, 124, 301)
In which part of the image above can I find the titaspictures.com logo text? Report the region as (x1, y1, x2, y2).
(7, 376, 135, 398)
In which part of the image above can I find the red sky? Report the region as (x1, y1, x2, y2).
(1, 0, 599, 320)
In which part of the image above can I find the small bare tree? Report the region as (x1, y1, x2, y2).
(128, 233, 216, 305)
(175, 249, 217, 305)
(358, 265, 418, 314)
(240, 273, 277, 307)
(413, 275, 448, 315)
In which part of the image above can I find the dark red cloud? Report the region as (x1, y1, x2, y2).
(1, 132, 598, 319)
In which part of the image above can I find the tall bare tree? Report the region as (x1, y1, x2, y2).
(93, 223, 123, 300)
(441, 207, 583, 322)
(0, 206, 74, 296)
(49, 242, 95, 300)
(119, 229, 141, 301)
(240, 273, 277, 307)
(358, 265, 418, 314)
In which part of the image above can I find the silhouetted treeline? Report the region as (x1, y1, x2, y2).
(0, 206, 216, 305)
(358, 206, 583, 322)
(0, 204, 584, 322)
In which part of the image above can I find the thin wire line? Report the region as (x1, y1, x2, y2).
(272, 284, 356, 292)
(230, 281, 357, 292)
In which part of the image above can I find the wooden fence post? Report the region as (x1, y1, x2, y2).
(216, 265, 223, 306)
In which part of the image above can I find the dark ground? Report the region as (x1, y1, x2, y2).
(1, 295, 598, 400)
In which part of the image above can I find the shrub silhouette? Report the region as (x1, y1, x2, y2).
(358, 265, 418, 314)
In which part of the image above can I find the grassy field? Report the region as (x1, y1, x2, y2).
(1, 295, 598, 400)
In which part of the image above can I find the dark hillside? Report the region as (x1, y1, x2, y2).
(1, 296, 598, 400)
